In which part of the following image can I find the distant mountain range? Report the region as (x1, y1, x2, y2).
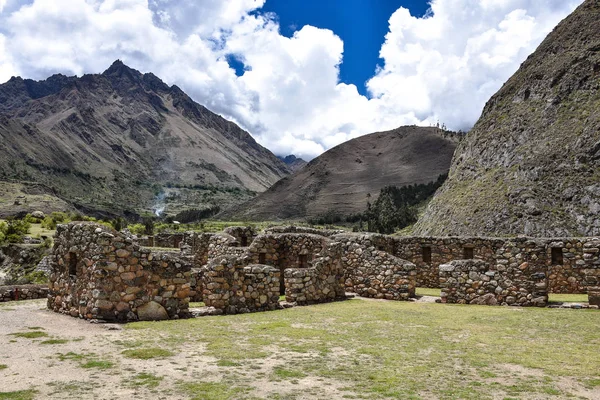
(224, 126, 462, 221)
(277, 155, 307, 172)
(0, 60, 290, 217)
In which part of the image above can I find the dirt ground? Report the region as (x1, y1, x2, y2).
(0, 300, 352, 399)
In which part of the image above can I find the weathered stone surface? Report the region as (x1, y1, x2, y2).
(47, 222, 192, 321)
(137, 301, 169, 321)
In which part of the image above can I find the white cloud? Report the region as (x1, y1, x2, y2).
(0, 0, 584, 160)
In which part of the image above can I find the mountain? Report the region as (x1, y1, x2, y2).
(277, 155, 307, 172)
(0, 60, 290, 217)
(224, 126, 462, 221)
(414, 0, 600, 237)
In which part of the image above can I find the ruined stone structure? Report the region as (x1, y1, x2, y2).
(47, 223, 192, 321)
(387, 236, 600, 295)
(197, 232, 347, 311)
(136, 232, 185, 249)
(439, 259, 548, 306)
(44, 223, 599, 321)
(0, 284, 48, 302)
(201, 255, 281, 314)
(334, 234, 416, 300)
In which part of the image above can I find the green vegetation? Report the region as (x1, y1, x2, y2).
(180, 382, 247, 400)
(129, 373, 163, 388)
(0, 390, 37, 400)
(0, 218, 30, 244)
(121, 348, 174, 360)
(40, 339, 70, 345)
(416, 287, 442, 297)
(548, 293, 589, 303)
(307, 174, 447, 234)
(57, 352, 114, 370)
(81, 360, 114, 370)
(0, 364, 7, 370)
(9, 331, 48, 339)
(126, 298, 600, 399)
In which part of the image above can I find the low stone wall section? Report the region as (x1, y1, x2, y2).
(48, 222, 192, 322)
(333, 234, 416, 300)
(180, 232, 215, 266)
(246, 233, 328, 269)
(440, 259, 548, 307)
(201, 255, 280, 314)
(223, 226, 257, 247)
(0, 284, 49, 302)
(264, 226, 345, 237)
(283, 242, 346, 305)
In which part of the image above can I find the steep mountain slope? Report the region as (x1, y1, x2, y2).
(0, 61, 290, 216)
(414, 0, 600, 237)
(225, 126, 461, 221)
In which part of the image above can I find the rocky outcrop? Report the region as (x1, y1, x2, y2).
(415, 0, 600, 237)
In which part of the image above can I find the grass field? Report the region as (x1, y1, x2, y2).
(2, 298, 600, 399)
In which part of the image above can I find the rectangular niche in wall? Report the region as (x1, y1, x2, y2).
(69, 252, 77, 277)
(551, 247, 564, 265)
(258, 252, 266, 264)
(463, 247, 474, 260)
(422, 247, 432, 263)
(241, 235, 248, 247)
(298, 254, 308, 268)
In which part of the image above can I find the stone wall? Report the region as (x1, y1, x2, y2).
(439, 259, 548, 307)
(0, 284, 49, 302)
(181, 232, 214, 266)
(283, 242, 346, 305)
(387, 236, 600, 294)
(333, 234, 417, 300)
(246, 233, 328, 269)
(48, 222, 192, 321)
(207, 233, 244, 260)
(201, 255, 280, 314)
(264, 226, 345, 237)
(223, 226, 257, 247)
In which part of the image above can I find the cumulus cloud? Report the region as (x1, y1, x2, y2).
(0, 0, 583, 159)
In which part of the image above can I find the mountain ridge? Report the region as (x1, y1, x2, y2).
(224, 126, 462, 221)
(0, 60, 290, 217)
(414, 0, 600, 237)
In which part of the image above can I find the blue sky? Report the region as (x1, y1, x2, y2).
(259, 0, 431, 96)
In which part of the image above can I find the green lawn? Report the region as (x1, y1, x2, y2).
(124, 298, 600, 399)
(548, 293, 589, 303)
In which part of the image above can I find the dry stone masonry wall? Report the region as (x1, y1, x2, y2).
(0, 284, 49, 302)
(333, 234, 416, 300)
(439, 259, 548, 306)
(48, 222, 192, 321)
(201, 255, 280, 314)
(44, 223, 600, 319)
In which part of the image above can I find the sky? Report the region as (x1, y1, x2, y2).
(0, 0, 584, 160)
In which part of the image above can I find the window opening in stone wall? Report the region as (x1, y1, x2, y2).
(463, 247, 474, 260)
(174, 237, 182, 248)
(299, 254, 308, 268)
(378, 246, 385, 251)
(69, 252, 77, 276)
(422, 247, 432, 263)
(551, 247, 563, 265)
(241, 235, 248, 247)
(258, 252, 266, 264)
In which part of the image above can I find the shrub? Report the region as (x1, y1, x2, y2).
(0, 219, 31, 244)
(128, 223, 146, 236)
